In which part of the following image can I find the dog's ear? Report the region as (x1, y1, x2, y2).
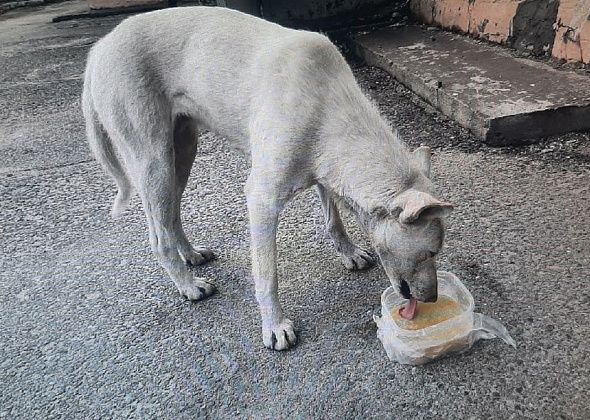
(413, 146, 432, 178)
(393, 190, 453, 224)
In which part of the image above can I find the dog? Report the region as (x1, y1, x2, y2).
(82, 6, 453, 351)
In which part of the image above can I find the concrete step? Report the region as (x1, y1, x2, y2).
(351, 25, 590, 146)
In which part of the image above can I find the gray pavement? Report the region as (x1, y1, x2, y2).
(1, 2, 589, 419)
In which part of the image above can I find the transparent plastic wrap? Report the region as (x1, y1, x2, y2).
(374, 271, 516, 365)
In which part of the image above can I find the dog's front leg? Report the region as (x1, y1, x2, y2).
(315, 184, 375, 270)
(246, 178, 297, 351)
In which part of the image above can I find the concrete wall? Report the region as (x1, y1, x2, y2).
(409, 0, 590, 64)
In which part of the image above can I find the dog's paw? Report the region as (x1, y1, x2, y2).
(179, 246, 216, 266)
(178, 278, 216, 301)
(340, 246, 375, 271)
(262, 318, 297, 351)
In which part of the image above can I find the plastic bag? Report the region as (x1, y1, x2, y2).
(374, 271, 516, 365)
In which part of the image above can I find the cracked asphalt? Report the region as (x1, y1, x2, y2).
(1, 2, 589, 418)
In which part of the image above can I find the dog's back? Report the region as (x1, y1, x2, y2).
(84, 7, 349, 147)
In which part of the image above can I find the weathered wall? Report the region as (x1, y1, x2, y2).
(552, 0, 590, 63)
(409, 0, 590, 64)
(410, 0, 519, 43)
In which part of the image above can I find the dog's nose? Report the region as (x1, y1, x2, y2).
(423, 290, 438, 303)
(399, 279, 412, 299)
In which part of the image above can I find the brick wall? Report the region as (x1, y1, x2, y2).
(409, 0, 590, 64)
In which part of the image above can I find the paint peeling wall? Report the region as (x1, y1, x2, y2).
(552, 0, 590, 63)
(409, 0, 590, 64)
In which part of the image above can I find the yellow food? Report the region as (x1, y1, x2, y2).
(392, 296, 462, 330)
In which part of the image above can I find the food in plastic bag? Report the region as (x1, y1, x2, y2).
(392, 295, 462, 330)
(374, 271, 516, 365)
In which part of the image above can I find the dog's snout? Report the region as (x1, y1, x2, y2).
(406, 280, 438, 303)
(411, 261, 438, 302)
(423, 290, 438, 303)
(398, 279, 437, 302)
(412, 286, 437, 303)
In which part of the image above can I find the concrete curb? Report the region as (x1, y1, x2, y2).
(51, 3, 165, 22)
(351, 25, 590, 145)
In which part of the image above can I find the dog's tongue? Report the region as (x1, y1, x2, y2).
(400, 298, 418, 320)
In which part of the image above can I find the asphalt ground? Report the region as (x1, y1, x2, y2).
(1, 2, 589, 418)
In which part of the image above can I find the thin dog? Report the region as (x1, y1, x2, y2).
(82, 7, 453, 350)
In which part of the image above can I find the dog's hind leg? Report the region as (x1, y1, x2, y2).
(172, 116, 216, 266)
(315, 184, 375, 270)
(120, 113, 215, 301)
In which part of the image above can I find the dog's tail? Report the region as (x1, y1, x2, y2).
(82, 70, 133, 219)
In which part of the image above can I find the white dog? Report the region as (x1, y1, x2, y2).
(82, 6, 453, 350)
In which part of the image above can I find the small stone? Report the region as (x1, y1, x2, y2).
(86, 292, 101, 300)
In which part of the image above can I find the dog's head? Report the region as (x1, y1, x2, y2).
(369, 146, 453, 302)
